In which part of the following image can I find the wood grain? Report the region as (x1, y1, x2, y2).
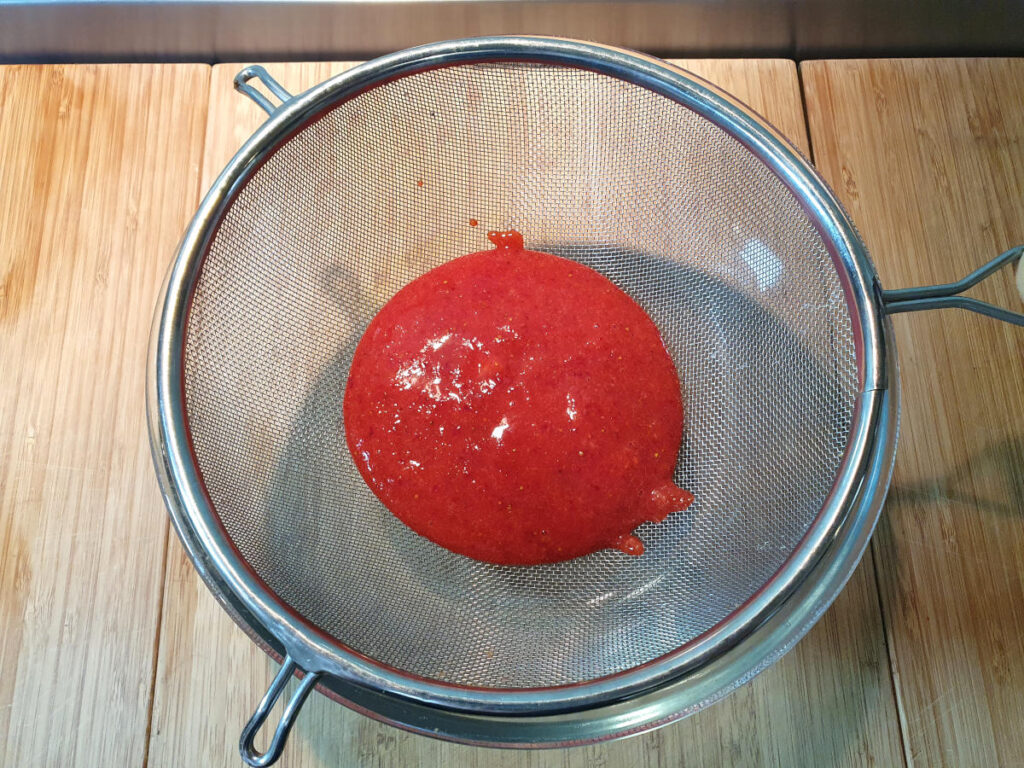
(146, 59, 903, 768)
(0, 64, 210, 767)
(803, 58, 1024, 767)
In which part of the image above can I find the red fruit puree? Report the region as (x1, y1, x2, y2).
(344, 230, 693, 565)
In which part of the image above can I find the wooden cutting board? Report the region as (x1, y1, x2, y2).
(7, 55, 1018, 768)
(804, 58, 1024, 768)
(0, 64, 210, 767)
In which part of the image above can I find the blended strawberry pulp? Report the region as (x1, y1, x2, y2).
(344, 230, 693, 565)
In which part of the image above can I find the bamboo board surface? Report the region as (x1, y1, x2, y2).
(0, 64, 210, 767)
(6, 56, 1020, 768)
(803, 58, 1024, 768)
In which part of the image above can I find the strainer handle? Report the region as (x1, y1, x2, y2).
(881, 245, 1024, 326)
(234, 66, 294, 116)
(239, 655, 321, 767)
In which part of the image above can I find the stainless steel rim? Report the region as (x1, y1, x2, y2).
(148, 341, 898, 746)
(148, 36, 890, 719)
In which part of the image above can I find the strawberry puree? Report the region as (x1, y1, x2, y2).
(344, 230, 693, 565)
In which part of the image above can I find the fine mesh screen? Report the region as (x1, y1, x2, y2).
(183, 62, 860, 688)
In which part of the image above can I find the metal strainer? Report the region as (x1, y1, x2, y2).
(148, 37, 1024, 766)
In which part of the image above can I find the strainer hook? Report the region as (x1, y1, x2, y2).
(239, 655, 321, 767)
(882, 245, 1024, 325)
(234, 65, 294, 116)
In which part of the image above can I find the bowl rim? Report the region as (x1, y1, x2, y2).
(148, 35, 890, 718)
